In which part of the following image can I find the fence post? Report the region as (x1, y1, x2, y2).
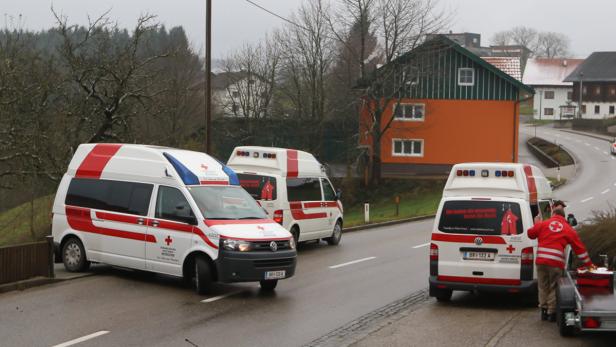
(46, 235, 55, 279)
(364, 203, 370, 224)
(395, 196, 400, 216)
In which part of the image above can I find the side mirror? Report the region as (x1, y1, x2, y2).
(567, 214, 578, 227)
(335, 189, 342, 201)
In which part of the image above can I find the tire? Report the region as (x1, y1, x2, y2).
(194, 256, 213, 295)
(62, 237, 90, 272)
(290, 226, 300, 246)
(325, 221, 342, 246)
(557, 308, 576, 336)
(430, 285, 452, 302)
(260, 279, 278, 291)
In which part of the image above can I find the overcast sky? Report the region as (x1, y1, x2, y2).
(3, 0, 615, 58)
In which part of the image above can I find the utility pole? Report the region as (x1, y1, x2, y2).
(205, 0, 212, 153)
(578, 72, 584, 119)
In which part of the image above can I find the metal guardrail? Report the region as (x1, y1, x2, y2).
(526, 140, 560, 168)
(0, 236, 54, 285)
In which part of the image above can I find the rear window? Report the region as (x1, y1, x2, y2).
(237, 173, 277, 201)
(438, 200, 524, 236)
(65, 178, 153, 216)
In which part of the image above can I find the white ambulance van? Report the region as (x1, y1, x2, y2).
(227, 146, 343, 246)
(429, 163, 553, 301)
(52, 144, 296, 294)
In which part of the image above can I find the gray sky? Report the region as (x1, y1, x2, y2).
(3, 0, 615, 58)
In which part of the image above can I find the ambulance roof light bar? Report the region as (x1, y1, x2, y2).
(457, 169, 514, 178)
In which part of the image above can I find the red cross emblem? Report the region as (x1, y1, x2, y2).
(257, 226, 264, 231)
(200, 164, 208, 171)
(164, 236, 173, 246)
(549, 221, 563, 233)
(506, 244, 516, 254)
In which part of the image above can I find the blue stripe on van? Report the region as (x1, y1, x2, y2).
(214, 158, 240, 186)
(163, 152, 200, 185)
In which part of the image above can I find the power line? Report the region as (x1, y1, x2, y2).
(243, 0, 309, 32)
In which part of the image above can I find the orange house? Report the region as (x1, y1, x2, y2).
(359, 36, 534, 177)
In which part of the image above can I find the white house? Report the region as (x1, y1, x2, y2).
(522, 58, 583, 120)
(564, 52, 616, 119)
(210, 71, 272, 118)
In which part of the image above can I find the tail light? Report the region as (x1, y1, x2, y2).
(582, 317, 601, 329)
(430, 243, 439, 261)
(521, 247, 534, 265)
(273, 210, 283, 225)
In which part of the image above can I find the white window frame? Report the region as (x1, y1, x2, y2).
(392, 139, 424, 157)
(458, 68, 475, 86)
(392, 103, 425, 122)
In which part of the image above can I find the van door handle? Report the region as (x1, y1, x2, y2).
(151, 220, 159, 227)
(137, 218, 145, 225)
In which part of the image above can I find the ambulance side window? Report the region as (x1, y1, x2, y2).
(321, 179, 336, 201)
(65, 178, 152, 216)
(155, 186, 195, 224)
(287, 178, 322, 202)
(538, 200, 551, 220)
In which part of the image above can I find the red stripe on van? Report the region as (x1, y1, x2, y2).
(438, 275, 521, 286)
(150, 219, 218, 249)
(75, 144, 122, 179)
(523, 165, 537, 204)
(66, 206, 156, 243)
(431, 233, 506, 244)
(289, 201, 327, 220)
(199, 180, 229, 185)
(287, 149, 298, 178)
(219, 235, 292, 241)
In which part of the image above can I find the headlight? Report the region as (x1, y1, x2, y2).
(289, 237, 296, 250)
(222, 239, 252, 252)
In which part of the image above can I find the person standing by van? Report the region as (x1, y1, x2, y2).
(528, 203, 595, 322)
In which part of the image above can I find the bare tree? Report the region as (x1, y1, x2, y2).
(509, 26, 538, 51)
(536, 32, 570, 58)
(490, 30, 511, 46)
(53, 10, 171, 147)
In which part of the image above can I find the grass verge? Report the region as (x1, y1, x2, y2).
(528, 137, 575, 166)
(340, 179, 443, 228)
(0, 195, 54, 247)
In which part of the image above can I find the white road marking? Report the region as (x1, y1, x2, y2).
(201, 290, 244, 303)
(580, 197, 594, 203)
(594, 146, 601, 151)
(585, 143, 590, 146)
(329, 256, 376, 269)
(52, 331, 110, 347)
(604, 151, 610, 155)
(602, 189, 610, 195)
(413, 242, 431, 249)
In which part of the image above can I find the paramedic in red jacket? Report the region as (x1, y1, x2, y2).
(528, 202, 594, 322)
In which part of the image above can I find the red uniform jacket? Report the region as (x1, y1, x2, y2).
(527, 215, 592, 269)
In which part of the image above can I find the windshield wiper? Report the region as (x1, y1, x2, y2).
(238, 216, 263, 220)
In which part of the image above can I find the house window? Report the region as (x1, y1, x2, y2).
(393, 103, 425, 121)
(544, 91, 555, 99)
(610, 87, 616, 96)
(544, 108, 554, 116)
(392, 139, 423, 157)
(583, 86, 587, 95)
(610, 106, 615, 115)
(595, 105, 600, 114)
(458, 68, 475, 86)
(595, 86, 602, 95)
(567, 91, 573, 100)
(581, 105, 587, 114)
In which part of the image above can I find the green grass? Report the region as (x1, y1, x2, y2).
(0, 194, 54, 247)
(529, 137, 575, 167)
(343, 185, 442, 228)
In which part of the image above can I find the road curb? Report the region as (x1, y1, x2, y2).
(343, 215, 435, 233)
(0, 272, 96, 295)
(559, 129, 613, 143)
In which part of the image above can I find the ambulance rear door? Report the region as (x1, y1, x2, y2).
(434, 197, 534, 285)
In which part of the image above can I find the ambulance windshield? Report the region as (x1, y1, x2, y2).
(188, 186, 267, 220)
(438, 200, 523, 236)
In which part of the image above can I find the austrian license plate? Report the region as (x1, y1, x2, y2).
(265, 270, 286, 280)
(463, 251, 495, 261)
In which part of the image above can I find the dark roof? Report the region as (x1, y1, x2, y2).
(564, 52, 616, 82)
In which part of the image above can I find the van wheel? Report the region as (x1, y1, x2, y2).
(325, 221, 342, 246)
(430, 285, 452, 302)
(62, 237, 90, 272)
(194, 256, 213, 295)
(290, 226, 300, 246)
(260, 280, 278, 291)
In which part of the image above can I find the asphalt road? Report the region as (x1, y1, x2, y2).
(1, 125, 615, 347)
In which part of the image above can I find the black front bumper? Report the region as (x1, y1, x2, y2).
(429, 276, 537, 293)
(216, 249, 297, 283)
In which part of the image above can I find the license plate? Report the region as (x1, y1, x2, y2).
(265, 270, 286, 280)
(463, 251, 495, 261)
